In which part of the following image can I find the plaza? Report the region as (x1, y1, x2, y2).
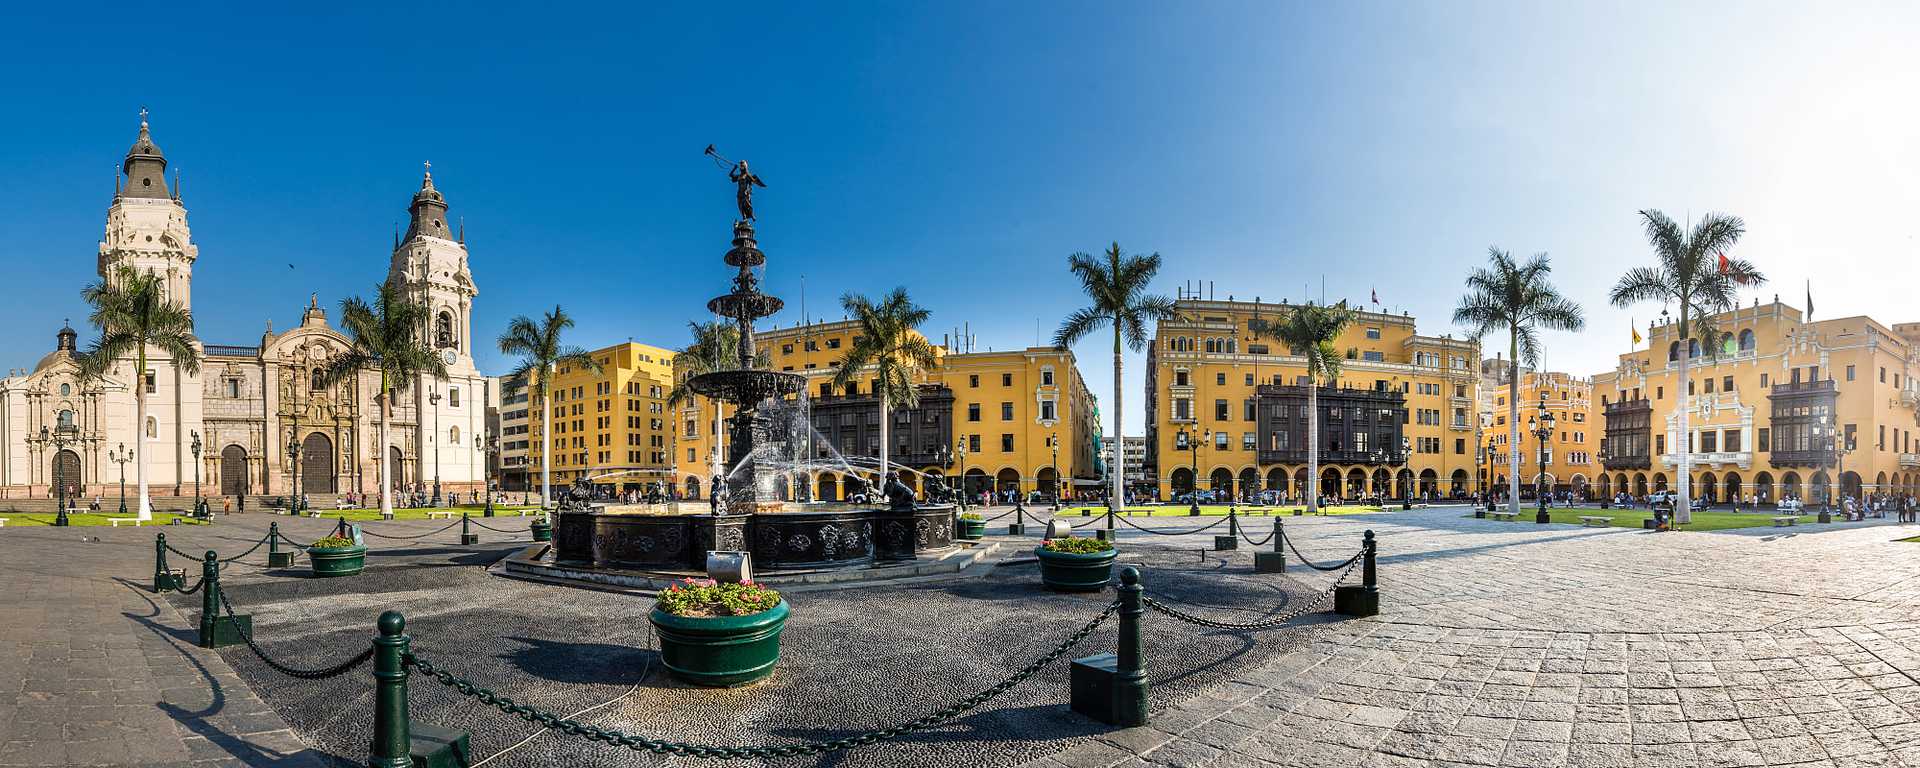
(2, 505, 1918, 766)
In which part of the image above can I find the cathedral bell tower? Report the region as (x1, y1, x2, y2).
(100, 110, 197, 308)
(388, 164, 477, 371)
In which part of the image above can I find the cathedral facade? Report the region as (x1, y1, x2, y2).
(0, 118, 489, 504)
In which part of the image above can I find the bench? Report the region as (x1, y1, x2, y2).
(424, 509, 457, 520)
(1577, 516, 1612, 528)
(1489, 511, 1518, 521)
(0, 518, 6, 527)
(1771, 516, 1798, 527)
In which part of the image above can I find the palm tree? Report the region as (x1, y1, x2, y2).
(1272, 301, 1359, 513)
(77, 266, 201, 518)
(666, 320, 747, 486)
(320, 279, 447, 520)
(1454, 248, 1586, 519)
(498, 305, 600, 511)
(1055, 243, 1180, 513)
(1610, 211, 1762, 524)
(832, 289, 939, 487)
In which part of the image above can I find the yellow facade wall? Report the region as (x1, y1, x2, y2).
(526, 341, 678, 490)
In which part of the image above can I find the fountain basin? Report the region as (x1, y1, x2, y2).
(552, 504, 958, 573)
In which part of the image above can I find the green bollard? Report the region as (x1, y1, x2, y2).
(268, 522, 294, 568)
(153, 533, 179, 593)
(1214, 507, 1239, 551)
(197, 551, 250, 648)
(1009, 501, 1026, 536)
(1334, 530, 1381, 617)
(460, 513, 479, 545)
(1254, 518, 1285, 573)
(1070, 566, 1150, 726)
(370, 611, 413, 768)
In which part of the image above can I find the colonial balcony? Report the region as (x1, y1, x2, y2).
(1902, 453, 1920, 469)
(1770, 379, 1837, 396)
(1257, 449, 1408, 466)
(1659, 451, 1753, 469)
(1768, 450, 1835, 469)
(1602, 454, 1651, 471)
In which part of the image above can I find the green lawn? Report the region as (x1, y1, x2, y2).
(284, 504, 543, 522)
(1056, 503, 1387, 518)
(1471, 507, 1819, 531)
(1, 511, 203, 527)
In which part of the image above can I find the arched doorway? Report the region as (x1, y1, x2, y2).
(1810, 471, 1831, 504)
(1320, 468, 1340, 497)
(1724, 472, 1742, 502)
(686, 475, 702, 499)
(1036, 467, 1059, 500)
(1346, 468, 1367, 497)
(817, 474, 839, 502)
(1782, 471, 1802, 501)
(1753, 471, 1773, 502)
(51, 449, 81, 499)
(1419, 468, 1438, 497)
(1597, 473, 1612, 498)
(1652, 473, 1668, 492)
(1699, 472, 1717, 504)
(1294, 467, 1310, 498)
(1633, 473, 1648, 497)
(220, 445, 249, 496)
(1370, 468, 1390, 497)
(1266, 468, 1287, 496)
(964, 468, 990, 498)
(1840, 471, 1861, 501)
(1208, 467, 1233, 497)
(1571, 474, 1588, 499)
(1239, 468, 1261, 499)
(388, 446, 406, 489)
(996, 468, 1022, 496)
(1170, 467, 1195, 495)
(302, 433, 336, 494)
(1449, 469, 1468, 496)
(845, 475, 869, 501)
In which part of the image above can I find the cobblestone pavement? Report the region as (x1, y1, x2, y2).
(1024, 505, 1920, 768)
(11, 506, 1920, 767)
(0, 515, 338, 767)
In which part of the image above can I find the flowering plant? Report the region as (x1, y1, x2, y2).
(1040, 537, 1112, 554)
(656, 577, 782, 618)
(958, 513, 984, 521)
(310, 535, 356, 548)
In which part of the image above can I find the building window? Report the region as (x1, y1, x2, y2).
(1214, 399, 1228, 420)
(1001, 373, 1012, 386)
(146, 416, 157, 438)
(449, 387, 460, 407)
(1040, 400, 1057, 421)
(827, 338, 841, 349)
(1362, 351, 1384, 362)
(449, 426, 460, 444)
(1365, 328, 1381, 340)
(1847, 365, 1856, 381)
(1001, 434, 1014, 452)
(1041, 368, 1054, 386)
(1174, 370, 1189, 387)
(968, 374, 979, 388)
(1215, 372, 1226, 386)
(967, 403, 980, 421)
(1214, 431, 1229, 449)
(1001, 402, 1013, 420)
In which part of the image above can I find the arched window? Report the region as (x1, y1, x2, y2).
(1668, 341, 1679, 361)
(435, 311, 455, 349)
(1738, 329, 1756, 351)
(449, 425, 460, 444)
(1226, 339, 1237, 353)
(145, 416, 157, 438)
(1688, 339, 1701, 358)
(57, 409, 74, 429)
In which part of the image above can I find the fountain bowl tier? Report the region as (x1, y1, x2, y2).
(686, 369, 808, 405)
(707, 293, 783, 320)
(551, 504, 959, 573)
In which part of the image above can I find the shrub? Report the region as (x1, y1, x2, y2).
(1041, 537, 1113, 554)
(657, 578, 782, 618)
(310, 535, 356, 548)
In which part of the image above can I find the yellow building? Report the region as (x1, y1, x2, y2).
(526, 341, 678, 492)
(1145, 298, 1481, 502)
(1479, 364, 1603, 499)
(674, 320, 1099, 502)
(1595, 300, 1920, 504)
(1589, 303, 1920, 506)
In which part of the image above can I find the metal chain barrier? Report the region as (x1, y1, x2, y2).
(1237, 527, 1276, 547)
(217, 589, 374, 679)
(1068, 514, 1107, 529)
(973, 507, 1018, 523)
(357, 518, 466, 541)
(1140, 556, 1360, 631)
(174, 574, 206, 594)
(1281, 531, 1362, 572)
(1115, 514, 1229, 537)
(405, 601, 1120, 759)
(467, 518, 536, 534)
(216, 534, 271, 564)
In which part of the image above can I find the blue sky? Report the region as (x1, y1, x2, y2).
(3, 2, 1916, 436)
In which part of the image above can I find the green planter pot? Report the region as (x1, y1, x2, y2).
(649, 600, 789, 687)
(957, 519, 986, 540)
(1035, 546, 1117, 592)
(307, 545, 367, 577)
(530, 519, 553, 542)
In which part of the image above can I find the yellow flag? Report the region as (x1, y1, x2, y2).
(1632, 322, 1642, 346)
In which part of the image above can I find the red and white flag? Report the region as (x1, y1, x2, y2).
(1717, 252, 1730, 275)
(1370, 288, 1379, 304)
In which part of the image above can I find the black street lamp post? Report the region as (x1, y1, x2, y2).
(1528, 391, 1556, 524)
(476, 434, 498, 517)
(1047, 434, 1060, 512)
(953, 438, 968, 512)
(287, 430, 302, 515)
(1400, 436, 1413, 509)
(1177, 428, 1209, 516)
(429, 390, 443, 507)
(109, 442, 131, 516)
(42, 425, 75, 526)
(1485, 435, 1499, 513)
(190, 430, 205, 517)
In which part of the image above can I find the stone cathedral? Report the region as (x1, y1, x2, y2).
(0, 116, 488, 504)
